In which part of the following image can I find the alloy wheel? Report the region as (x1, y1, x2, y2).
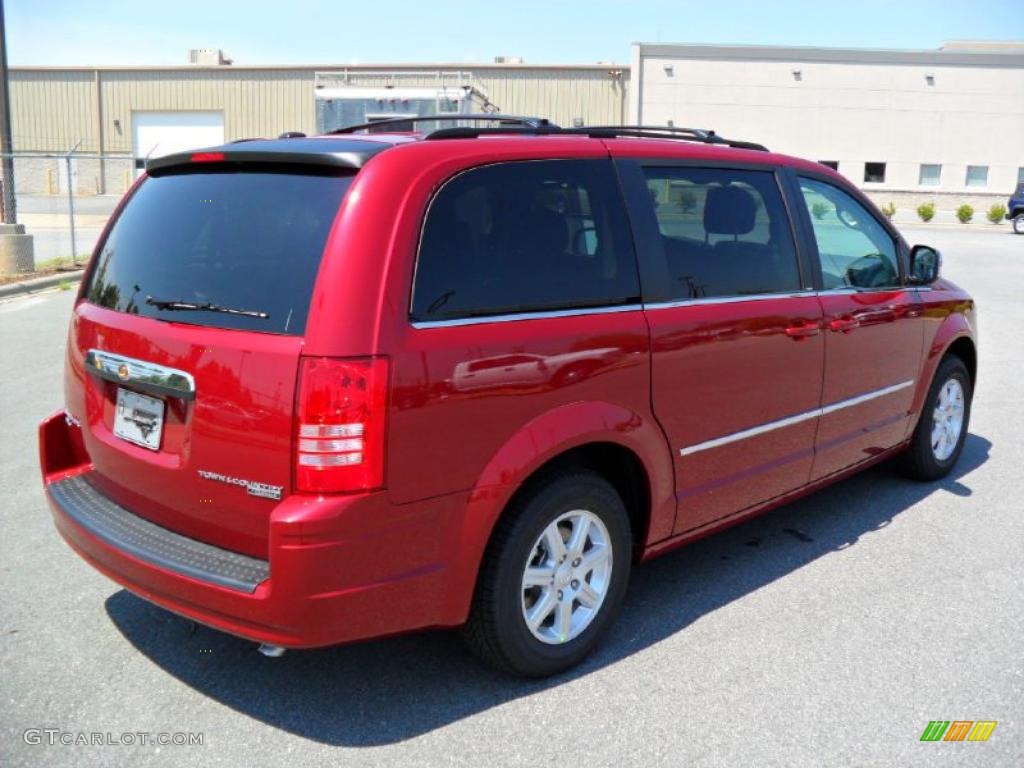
(520, 510, 613, 644)
(931, 377, 965, 461)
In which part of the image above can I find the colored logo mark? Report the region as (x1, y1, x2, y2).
(920, 721, 997, 742)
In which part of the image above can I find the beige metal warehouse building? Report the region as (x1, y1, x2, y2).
(8, 61, 629, 195)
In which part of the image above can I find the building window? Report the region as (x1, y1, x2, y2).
(864, 162, 886, 183)
(818, 161, 839, 171)
(965, 166, 988, 188)
(919, 164, 941, 186)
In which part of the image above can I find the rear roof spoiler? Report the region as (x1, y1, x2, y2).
(145, 137, 395, 174)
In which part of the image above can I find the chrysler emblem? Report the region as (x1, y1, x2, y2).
(117, 363, 129, 380)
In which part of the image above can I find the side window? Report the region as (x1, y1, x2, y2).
(798, 177, 899, 290)
(641, 167, 802, 299)
(411, 160, 639, 321)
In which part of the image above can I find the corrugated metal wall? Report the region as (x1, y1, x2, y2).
(477, 69, 627, 126)
(10, 65, 629, 153)
(99, 69, 315, 153)
(10, 70, 99, 152)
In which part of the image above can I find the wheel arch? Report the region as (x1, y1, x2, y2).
(908, 313, 977, 434)
(945, 335, 977, 389)
(444, 400, 676, 623)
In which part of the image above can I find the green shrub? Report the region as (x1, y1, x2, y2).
(917, 202, 935, 222)
(956, 204, 973, 224)
(811, 201, 830, 220)
(987, 203, 1007, 224)
(881, 201, 896, 219)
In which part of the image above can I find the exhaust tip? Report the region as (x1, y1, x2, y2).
(257, 643, 287, 658)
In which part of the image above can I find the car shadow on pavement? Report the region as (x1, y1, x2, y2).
(105, 433, 990, 746)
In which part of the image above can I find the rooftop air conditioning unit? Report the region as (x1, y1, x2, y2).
(188, 49, 232, 66)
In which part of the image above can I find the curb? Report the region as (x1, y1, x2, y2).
(0, 269, 84, 300)
(895, 221, 1016, 232)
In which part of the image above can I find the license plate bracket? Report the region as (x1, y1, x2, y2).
(113, 388, 165, 451)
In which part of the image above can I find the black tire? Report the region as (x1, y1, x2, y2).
(461, 470, 632, 677)
(901, 356, 972, 480)
(1013, 214, 1024, 235)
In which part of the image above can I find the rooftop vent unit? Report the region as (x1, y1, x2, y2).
(493, 56, 525, 64)
(188, 49, 233, 66)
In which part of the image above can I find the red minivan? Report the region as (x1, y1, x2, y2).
(39, 118, 977, 676)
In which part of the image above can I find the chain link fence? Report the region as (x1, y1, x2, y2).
(0, 149, 133, 277)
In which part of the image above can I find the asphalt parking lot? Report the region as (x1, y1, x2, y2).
(1, 225, 1021, 767)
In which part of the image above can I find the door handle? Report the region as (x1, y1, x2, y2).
(854, 306, 897, 323)
(828, 315, 860, 333)
(785, 321, 820, 340)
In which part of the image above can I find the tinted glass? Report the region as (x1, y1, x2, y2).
(798, 177, 899, 290)
(411, 160, 639, 321)
(965, 166, 988, 188)
(642, 167, 801, 299)
(919, 164, 941, 186)
(85, 169, 351, 335)
(864, 163, 886, 183)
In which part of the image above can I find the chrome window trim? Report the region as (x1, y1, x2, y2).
(85, 349, 196, 401)
(646, 287, 916, 311)
(409, 285, 921, 327)
(679, 380, 914, 456)
(644, 291, 814, 310)
(410, 303, 643, 329)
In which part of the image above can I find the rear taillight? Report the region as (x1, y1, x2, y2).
(295, 357, 388, 493)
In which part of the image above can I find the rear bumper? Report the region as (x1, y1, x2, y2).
(40, 410, 465, 648)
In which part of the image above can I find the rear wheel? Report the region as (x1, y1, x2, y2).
(462, 470, 632, 677)
(1013, 214, 1024, 234)
(901, 356, 972, 480)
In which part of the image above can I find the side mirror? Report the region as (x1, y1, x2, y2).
(909, 244, 942, 285)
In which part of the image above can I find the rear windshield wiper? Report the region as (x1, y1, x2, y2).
(145, 296, 269, 319)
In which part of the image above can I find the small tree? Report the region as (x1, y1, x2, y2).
(956, 204, 974, 224)
(881, 201, 896, 220)
(811, 201, 830, 220)
(917, 202, 936, 222)
(987, 203, 1008, 224)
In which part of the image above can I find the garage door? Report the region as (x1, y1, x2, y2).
(132, 112, 225, 177)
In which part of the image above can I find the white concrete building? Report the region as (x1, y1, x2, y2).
(629, 41, 1024, 209)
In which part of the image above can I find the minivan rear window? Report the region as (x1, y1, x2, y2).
(85, 168, 352, 335)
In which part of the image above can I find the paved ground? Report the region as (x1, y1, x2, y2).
(13, 195, 117, 263)
(1, 226, 1021, 767)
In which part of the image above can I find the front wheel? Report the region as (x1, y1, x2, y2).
(901, 356, 972, 480)
(1013, 214, 1024, 235)
(462, 470, 632, 677)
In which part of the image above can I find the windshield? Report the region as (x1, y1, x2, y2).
(85, 168, 353, 335)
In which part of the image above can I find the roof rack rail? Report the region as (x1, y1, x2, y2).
(424, 124, 768, 151)
(330, 114, 557, 134)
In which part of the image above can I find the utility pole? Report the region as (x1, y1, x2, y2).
(0, 0, 33, 275)
(0, 0, 16, 223)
